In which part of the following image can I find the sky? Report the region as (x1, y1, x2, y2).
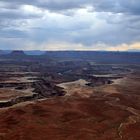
(0, 0, 140, 51)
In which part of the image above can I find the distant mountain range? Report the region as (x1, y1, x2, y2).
(0, 50, 140, 55)
(0, 50, 140, 64)
(0, 50, 45, 55)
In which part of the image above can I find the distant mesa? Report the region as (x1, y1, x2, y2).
(10, 50, 26, 56)
(2, 50, 28, 59)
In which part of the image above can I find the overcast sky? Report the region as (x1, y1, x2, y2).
(0, 0, 140, 51)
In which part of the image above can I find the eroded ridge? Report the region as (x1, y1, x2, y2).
(0, 52, 139, 140)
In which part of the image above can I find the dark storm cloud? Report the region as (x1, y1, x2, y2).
(39, 0, 140, 15)
(1, 0, 140, 15)
(0, 0, 140, 50)
(92, 0, 140, 15)
(0, 9, 41, 20)
(0, 0, 140, 22)
(0, 0, 85, 10)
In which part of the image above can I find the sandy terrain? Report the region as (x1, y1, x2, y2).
(0, 72, 139, 140)
(57, 79, 93, 97)
(0, 89, 35, 102)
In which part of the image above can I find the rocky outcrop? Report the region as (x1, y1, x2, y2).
(84, 75, 115, 87)
(0, 79, 65, 108)
(0, 93, 39, 108)
(10, 51, 26, 56)
(33, 79, 65, 97)
(0, 82, 32, 89)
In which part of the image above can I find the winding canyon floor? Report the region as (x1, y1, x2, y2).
(0, 72, 140, 140)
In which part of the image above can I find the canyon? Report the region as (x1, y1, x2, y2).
(0, 51, 139, 140)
